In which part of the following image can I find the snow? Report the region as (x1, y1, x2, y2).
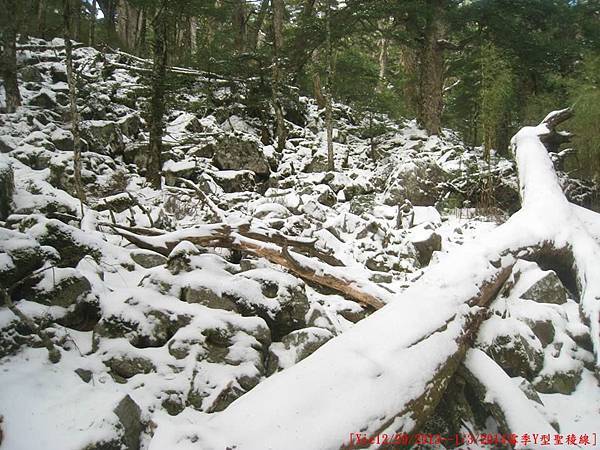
(463, 349, 558, 449)
(0, 348, 124, 450)
(1, 39, 599, 450)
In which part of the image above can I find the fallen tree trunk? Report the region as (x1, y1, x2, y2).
(461, 349, 558, 448)
(149, 235, 517, 450)
(142, 109, 600, 450)
(114, 222, 387, 310)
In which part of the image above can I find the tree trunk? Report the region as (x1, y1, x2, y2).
(36, 0, 47, 38)
(0, 0, 22, 113)
(147, 4, 168, 190)
(377, 21, 388, 92)
(325, 0, 334, 171)
(63, 0, 86, 212)
(288, 0, 316, 81)
(398, 42, 419, 115)
(312, 72, 325, 109)
(98, 0, 117, 39)
(232, 0, 247, 53)
(271, 0, 287, 152)
(189, 16, 198, 55)
(248, 0, 269, 51)
(89, 0, 97, 47)
(417, 0, 445, 135)
(116, 0, 143, 52)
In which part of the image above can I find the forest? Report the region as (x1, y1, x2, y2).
(0, 0, 599, 449)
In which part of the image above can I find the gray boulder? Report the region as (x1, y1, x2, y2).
(383, 159, 448, 206)
(130, 250, 167, 268)
(212, 136, 270, 177)
(32, 219, 101, 267)
(81, 120, 125, 155)
(212, 170, 255, 193)
(12, 267, 91, 307)
(113, 395, 143, 450)
(181, 286, 238, 312)
(534, 368, 582, 395)
(410, 228, 442, 266)
(267, 327, 334, 375)
(482, 333, 544, 380)
(521, 270, 568, 305)
(0, 229, 56, 289)
(105, 355, 155, 379)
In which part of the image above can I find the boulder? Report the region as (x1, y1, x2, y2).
(233, 270, 310, 340)
(28, 91, 58, 109)
(317, 188, 337, 207)
(113, 395, 143, 450)
(117, 114, 142, 139)
(11, 267, 91, 307)
(267, 327, 334, 375)
(163, 160, 197, 187)
(50, 128, 75, 151)
(18, 65, 43, 82)
(383, 159, 448, 206)
(481, 333, 544, 380)
(0, 228, 56, 289)
(0, 135, 16, 153)
(525, 319, 555, 347)
(304, 153, 329, 173)
(130, 250, 167, 269)
(181, 286, 238, 312)
(534, 368, 583, 395)
(105, 355, 155, 379)
(409, 228, 442, 266)
(50, 63, 68, 83)
(94, 306, 190, 349)
(81, 120, 125, 155)
(212, 135, 270, 177)
(96, 192, 136, 213)
(32, 220, 101, 267)
(212, 170, 256, 193)
(166, 241, 202, 274)
(521, 270, 568, 304)
(349, 194, 375, 217)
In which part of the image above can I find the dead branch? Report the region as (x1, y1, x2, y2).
(113, 223, 380, 309)
(175, 177, 225, 221)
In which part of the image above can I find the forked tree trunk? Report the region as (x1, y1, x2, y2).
(146, 110, 600, 449)
(0, 0, 22, 113)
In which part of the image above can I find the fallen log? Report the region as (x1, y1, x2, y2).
(460, 349, 559, 449)
(148, 237, 516, 450)
(135, 109, 600, 450)
(112, 222, 384, 309)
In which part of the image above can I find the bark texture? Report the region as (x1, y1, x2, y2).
(63, 0, 87, 211)
(0, 0, 22, 113)
(271, 0, 287, 152)
(417, 0, 445, 135)
(147, 4, 168, 190)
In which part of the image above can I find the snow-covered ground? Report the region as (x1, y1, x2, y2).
(0, 39, 598, 450)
